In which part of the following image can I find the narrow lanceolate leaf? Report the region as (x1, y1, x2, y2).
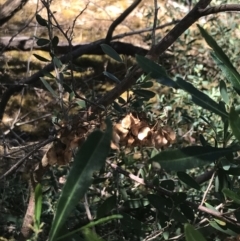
(176, 77, 228, 119)
(219, 80, 229, 105)
(177, 172, 200, 190)
(136, 55, 168, 78)
(100, 44, 123, 63)
(222, 188, 240, 205)
(33, 54, 50, 62)
(229, 107, 240, 142)
(198, 25, 240, 93)
(48, 119, 112, 241)
(34, 184, 42, 229)
(148, 146, 233, 171)
(185, 224, 207, 241)
(40, 77, 58, 99)
(211, 53, 240, 95)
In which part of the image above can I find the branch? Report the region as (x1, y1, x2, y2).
(200, 4, 240, 16)
(107, 161, 240, 228)
(105, 0, 142, 43)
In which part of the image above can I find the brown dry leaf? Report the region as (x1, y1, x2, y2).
(121, 114, 131, 129)
(138, 126, 151, 140)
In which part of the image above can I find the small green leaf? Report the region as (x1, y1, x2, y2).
(149, 146, 233, 171)
(100, 44, 123, 63)
(184, 224, 207, 241)
(176, 77, 228, 119)
(229, 107, 240, 142)
(133, 89, 155, 99)
(36, 14, 48, 27)
(52, 36, 59, 47)
(103, 71, 121, 83)
(40, 77, 58, 99)
(97, 195, 117, 218)
(219, 80, 229, 105)
(222, 188, 240, 204)
(36, 38, 50, 46)
(123, 198, 149, 209)
(34, 184, 42, 229)
(33, 54, 50, 62)
(177, 172, 200, 190)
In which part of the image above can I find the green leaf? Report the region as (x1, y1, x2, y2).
(229, 107, 240, 142)
(36, 14, 48, 27)
(36, 38, 50, 46)
(222, 188, 240, 204)
(184, 224, 207, 241)
(52, 36, 59, 47)
(53, 56, 62, 69)
(40, 77, 58, 99)
(140, 81, 154, 88)
(147, 194, 169, 213)
(136, 55, 168, 78)
(176, 77, 228, 119)
(171, 209, 188, 223)
(198, 25, 240, 93)
(177, 171, 200, 190)
(103, 71, 121, 83)
(133, 89, 155, 99)
(57, 215, 122, 240)
(171, 192, 187, 205)
(180, 203, 195, 221)
(82, 228, 105, 241)
(33, 54, 50, 62)
(148, 146, 233, 171)
(48, 119, 112, 241)
(100, 44, 123, 63)
(209, 221, 238, 236)
(160, 179, 175, 191)
(219, 80, 229, 105)
(97, 195, 117, 218)
(34, 184, 42, 229)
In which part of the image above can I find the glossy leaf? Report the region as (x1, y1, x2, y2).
(140, 81, 154, 88)
(222, 188, 240, 204)
(34, 184, 42, 229)
(176, 77, 228, 119)
(53, 56, 62, 69)
(133, 89, 156, 99)
(229, 107, 240, 142)
(36, 14, 48, 27)
(33, 54, 50, 62)
(103, 71, 121, 83)
(97, 195, 117, 218)
(185, 224, 207, 241)
(148, 146, 233, 171)
(171, 192, 187, 205)
(48, 119, 112, 241)
(198, 25, 240, 93)
(160, 179, 175, 191)
(177, 171, 200, 190)
(209, 221, 238, 236)
(36, 38, 50, 46)
(100, 44, 123, 63)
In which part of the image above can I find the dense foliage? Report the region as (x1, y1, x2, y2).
(1, 0, 240, 241)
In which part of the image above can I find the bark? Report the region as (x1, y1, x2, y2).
(0, 0, 29, 26)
